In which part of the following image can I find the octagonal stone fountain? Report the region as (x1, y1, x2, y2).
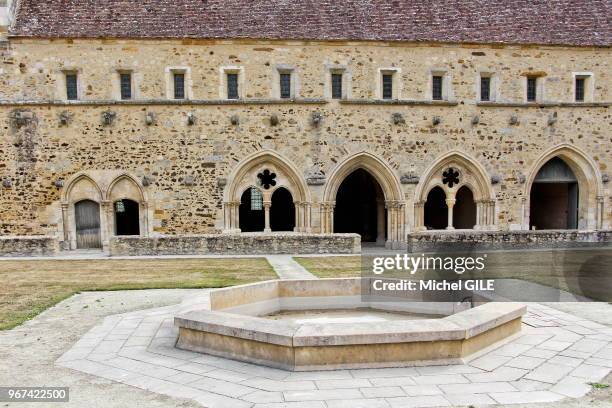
(174, 278, 525, 371)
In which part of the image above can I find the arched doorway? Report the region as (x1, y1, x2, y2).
(424, 187, 448, 230)
(454, 186, 477, 229)
(334, 169, 386, 243)
(270, 187, 295, 231)
(239, 187, 265, 232)
(114, 199, 140, 236)
(530, 157, 579, 229)
(75, 199, 102, 249)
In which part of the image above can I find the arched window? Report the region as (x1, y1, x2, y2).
(424, 187, 447, 230)
(270, 187, 295, 232)
(239, 187, 265, 232)
(114, 199, 140, 236)
(454, 186, 477, 229)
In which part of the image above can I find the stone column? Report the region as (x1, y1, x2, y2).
(263, 201, 272, 232)
(376, 198, 386, 245)
(488, 200, 496, 229)
(101, 200, 112, 251)
(413, 201, 425, 232)
(140, 202, 148, 237)
(304, 203, 312, 233)
(61, 202, 69, 245)
(522, 197, 529, 230)
(475, 200, 482, 230)
(597, 195, 604, 230)
(319, 202, 334, 233)
(446, 198, 456, 230)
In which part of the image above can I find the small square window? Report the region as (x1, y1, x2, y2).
(279, 73, 291, 99)
(65, 73, 78, 100)
(331, 73, 343, 99)
(526, 77, 537, 102)
(173, 73, 185, 99)
(227, 73, 239, 99)
(432, 75, 443, 100)
(382, 74, 393, 99)
(120, 73, 132, 100)
(575, 77, 585, 102)
(480, 76, 491, 101)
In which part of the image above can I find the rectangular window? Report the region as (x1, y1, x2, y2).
(173, 73, 185, 99)
(331, 73, 343, 99)
(382, 74, 393, 99)
(480, 76, 491, 101)
(227, 73, 239, 99)
(432, 75, 443, 100)
(279, 73, 291, 99)
(575, 77, 585, 102)
(250, 187, 263, 211)
(120, 73, 132, 100)
(526, 77, 537, 102)
(65, 73, 78, 100)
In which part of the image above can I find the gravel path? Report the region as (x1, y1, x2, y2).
(1, 289, 611, 407)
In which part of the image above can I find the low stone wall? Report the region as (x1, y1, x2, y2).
(407, 230, 612, 252)
(109, 233, 361, 256)
(0, 236, 60, 256)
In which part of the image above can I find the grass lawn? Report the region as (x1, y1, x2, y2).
(0, 258, 275, 330)
(296, 248, 612, 302)
(294, 256, 361, 278)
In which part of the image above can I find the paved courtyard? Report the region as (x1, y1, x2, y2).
(1, 255, 611, 407)
(56, 297, 612, 406)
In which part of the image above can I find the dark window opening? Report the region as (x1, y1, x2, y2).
(173, 73, 185, 99)
(575, 78, 585, 102)
(424, 187, 448, 230)
(432, 75, 443, 100)
(66, 73, 78, 100)
(239, 188, 265, 232)
(334, 168, 386, 244)
(480, 76, 491, 101)
(270, 187, 295, 231)
(382, 74, 393, 99)
(331, 73, 343, 99)
(454, 186, 477, 229)
(120, 73, 132, 100)
(527, 77, 537, 102)
(114, 199, 140, 236)
(280, 73, 291, 99)
(227, 73, 239, 99)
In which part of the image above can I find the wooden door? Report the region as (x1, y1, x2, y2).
(75, 200, 102, 249)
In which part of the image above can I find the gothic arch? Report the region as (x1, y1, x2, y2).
(60, 172, 105, 250)
(322, 152, 405, 248)
(414, 151, 496, 230)
(524, 144, 603, 230)
(223, 150, 311, 232)
(106, 174, 148, 237)
(323, 152, 403, 203)
(62, 172, 103, 203)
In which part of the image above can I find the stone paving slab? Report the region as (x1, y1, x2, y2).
(55, 294, 612, 408)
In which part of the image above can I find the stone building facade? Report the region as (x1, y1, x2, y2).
(0, 0, 610, 252)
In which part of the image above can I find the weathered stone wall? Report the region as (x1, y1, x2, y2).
(0, 39, 610, 242)
(109, 233, 361, 256)
(407, 230, 612, 252)
(0, 235, 59, 256)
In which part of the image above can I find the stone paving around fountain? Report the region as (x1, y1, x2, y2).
(57, 290, 612, 408)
